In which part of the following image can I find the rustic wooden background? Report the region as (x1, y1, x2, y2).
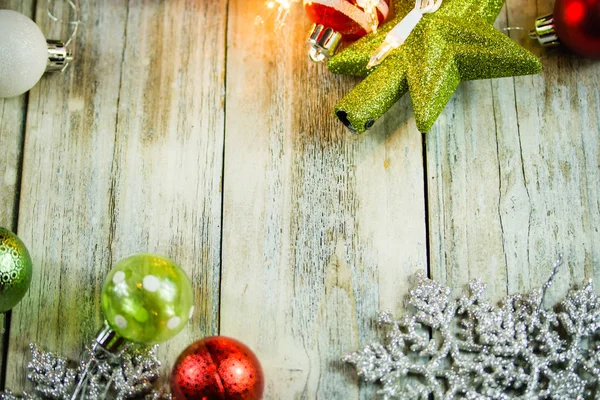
(1, 0, 599, 397)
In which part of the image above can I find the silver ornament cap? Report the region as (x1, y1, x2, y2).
(307, 24, 342, 62)
(46, 39, 73, 72)
(529, 13, 560, 47)
(93, 324, 126, 354)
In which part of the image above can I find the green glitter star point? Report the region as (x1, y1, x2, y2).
(328, 0, 542, 133)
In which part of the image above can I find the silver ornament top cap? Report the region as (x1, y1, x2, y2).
(94, 324, 126, 354)
(529, 13, 560, 47)
(46, 40, 73, 73)
(307, 24, 342, 63)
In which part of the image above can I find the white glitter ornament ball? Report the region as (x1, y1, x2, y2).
(0, 10, 48, 98)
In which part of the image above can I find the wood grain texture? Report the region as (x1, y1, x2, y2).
(427, 0, 600, 306)
(221, 1, 426, 398)
(6, 0, 227, 387)
(0, 0, 34, 245)
(2, 0, 599, 396)
(0, 0, 35, 388)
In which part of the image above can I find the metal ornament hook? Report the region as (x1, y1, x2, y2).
(44, 0, 80, 73)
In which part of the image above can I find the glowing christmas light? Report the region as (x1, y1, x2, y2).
(256, 0, 300, 29)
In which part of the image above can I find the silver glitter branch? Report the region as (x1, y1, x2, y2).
(345, 270, 600, 399)
(1, 344, 170, 400)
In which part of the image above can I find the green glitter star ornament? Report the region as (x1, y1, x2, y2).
(328, 0, 542, 133)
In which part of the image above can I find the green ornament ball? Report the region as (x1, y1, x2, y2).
(0, 227, 33, 312)
(101, 253, 194, 345)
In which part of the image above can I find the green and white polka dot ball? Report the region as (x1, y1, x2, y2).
(101, 253, 194, 344)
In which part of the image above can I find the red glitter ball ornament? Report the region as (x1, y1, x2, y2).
(304, 0, 391, 40)
(170, 336, 264, 400)
(554, 0, 600, 58)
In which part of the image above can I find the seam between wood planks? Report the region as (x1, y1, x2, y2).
(218, 0, 231, 337)
(107, 0, 131, 270)
(422, 132, 431, 280)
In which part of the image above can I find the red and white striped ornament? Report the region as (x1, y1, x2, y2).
(306, 0, 391, 61)
(305, 0, 390, 39)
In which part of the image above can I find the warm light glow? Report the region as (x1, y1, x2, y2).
(256, 0, 299, 28)
(356, 0, 380, 32)
(269, 0, 294, 10)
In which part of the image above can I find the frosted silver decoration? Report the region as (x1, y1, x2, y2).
(344, 264, 600, 399)
(0, 343, 170, 400)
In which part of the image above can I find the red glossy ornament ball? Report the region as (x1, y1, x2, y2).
(304, 0, 391, 40)
(171, 336, 264, 400)
(554, 0, 600, 58)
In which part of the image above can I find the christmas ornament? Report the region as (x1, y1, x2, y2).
(0, 227, 33, 312)
(2, 253, 193, 399)
(0, 7, 75, 98)
(101, 253, 195, 345)
(306, 0, 390, 62)
(328, 0, 542, 133)
(529, 0, 600, 58)
(171, 336, 264, 400)
(0, 342, 170, 400)
(344, 258, 600, 399)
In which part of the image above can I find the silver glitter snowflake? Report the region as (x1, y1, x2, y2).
(1, 343, 170, 400)
(345, 264, 600, 399)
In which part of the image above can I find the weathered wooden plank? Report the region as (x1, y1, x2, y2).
(0, 0, 35, 387)
(106, 0, 227, 374)
(7, 0, 226, 388)
(0, 87, 26, 228)
(221, 1, 426, 398)
(503, 0, 600, 302)
(426, 77, 510, 303)
(427, 0, 600, 307)
(0, 0, 33, 230)
(5, 0, 129, 388)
